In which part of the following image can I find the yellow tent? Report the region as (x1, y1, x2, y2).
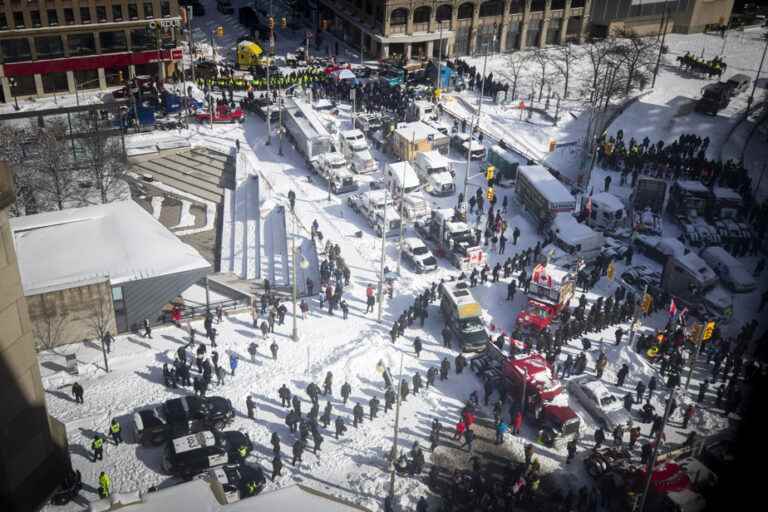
(236, 40, 264, 69)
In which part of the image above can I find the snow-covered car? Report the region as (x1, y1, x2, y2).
(451, 133, 486, 160)
(602, 237, 630, 261)
(568, 378, 631, 430)
(402, 237, 438, 273)
(162, 430, 253, 478)
(679, 218, 721, 248)
(196, 463, 266, 503)
(633, 235, 686, 263)
(133, 396, 235, 446)
(620, 265, 662, 291)
(700, 246, 756, 292)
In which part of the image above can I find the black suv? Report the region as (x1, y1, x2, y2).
(133, 396, 235, 446)
(162, 430, 253, 478)
(198, 463, 266, 502)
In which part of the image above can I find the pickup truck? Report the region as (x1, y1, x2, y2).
(133, 396, 235, 446)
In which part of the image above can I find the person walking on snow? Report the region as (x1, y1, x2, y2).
(109, 419, 122, 445)
(229, 353, 239, 376)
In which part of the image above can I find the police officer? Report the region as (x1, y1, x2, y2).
(92, 435, 104, 461)
(98, 471, 111, 498)
(272, 454, 283, 481)
(109, 419, 122, 445)
(334, 416, 346, 439)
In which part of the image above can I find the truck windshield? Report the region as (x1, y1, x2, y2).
(389, 219, 402, 231)
(412, 246, 429, 256)
(451, 230, 473, 244)
(458, 317, 484, 333)
(600, 395, 617, 407)
(330, 161, 346, 170)
(428, 167, 448, 175)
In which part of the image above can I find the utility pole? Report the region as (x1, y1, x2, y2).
(746, 34, 768, 114)
(377, 189, 388, 322)
(636, 391, 675, 512)
(386, 353, 404, 497)
(278, 97, 284, 156)
(628, 284, 648, 349)
(462, 33, 492, 211)
(684, 323, 705, 392)
(291, 212, 299, 341)
(651, 1, 670, 88)
(395, 160, 408, 274)
(100, 338, 110, 373)
(188, 8, 196, 82)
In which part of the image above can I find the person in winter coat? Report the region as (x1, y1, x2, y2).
(594, 428, 605, 450)
(260, 321, 270, 338)
(400, 379, 410, 402)
(365, 285, 375, 313)
(109, 419, 122, 445)
(617, 364, 629, 387)
(323, 371, 333, 396)
(91, 435, 105, 461)
(623, 392, 634, 412)
(369, 396, 380, 420)
(341, 381, 352, 404)
(384, 387, 395, 413)
(454, 419, 466, 440)
(335, 416, 347, 439)
(143, 319, 152, 339)
(524, 443, 534, 466)
(292, 439, 305, 465)
(352, 402, 364, 427)
(648, 376, 657, 401)
(462, 429, 475, 452)
(495, 421, 509, 444)
(413, 337, 423, 358)
(426, 367, 437, 388)
(440, 358, 451, 380)
(513, 411, 523, 435)
(72, 382, 84, 404)
(229, 353, 239, 376)
(683, 404, 696, 429)
(629, 427, 641, 449)
(278, 384, 291, 407)
(455, 353, 467, 374)
(636, 380, 646, 404)
(246, 395, 257, 419)
(271, 432, 281, 454)
(286, 410, 299, 433)
(566, 438, 578, 464)
(412, 373, 422, 395)
(271, 454, 283, 481)
(595, 354, 608, 379)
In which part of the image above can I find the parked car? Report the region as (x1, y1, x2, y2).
(568, 378, 631, 430)
(620, 265, 662, 290)
(162, 430, 253, 478)
(402, 237, 438, 273)
(700, 246, 756, 292)
(633, 234, 686, 263)
(602, 237, 631, 261)
(133, 396, 235, 446)
(451, 133, 486, 160)
(195, 463, 266, 503)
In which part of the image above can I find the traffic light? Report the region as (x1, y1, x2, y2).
(486, 187, 495, 202)
(641, 293, 652, 314)
(268, 16, 275, 31)
(215, 26, 224, 37)
(281, 17, 287, 29)
(702, 320, 716, 341)
(117, 70, 124, 83)
(606, 262, 615, 280)
(485, 165, 495, 183)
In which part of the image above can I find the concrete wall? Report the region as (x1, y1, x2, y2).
(26, 280, 116, 348)
(673, 0, 734, 33)
(0, 161, 67, 511)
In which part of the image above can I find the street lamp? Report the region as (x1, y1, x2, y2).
(8, 78, 19, 110)
(291, 212, 310, 342)
(375, 353, 404, 498)
(278, 97, 285, 156)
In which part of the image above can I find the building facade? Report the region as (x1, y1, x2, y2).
(0, 0, 183, 103)
(590, 0, 734, 37)
(0, 161, 68, 511)
(319, 0, 592, 61)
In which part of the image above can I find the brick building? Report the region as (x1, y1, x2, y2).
(0, 0, 183, 103)
(318, 0, 591, 60)
(590, 0, 734, 37)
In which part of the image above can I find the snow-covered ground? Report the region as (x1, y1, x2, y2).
(30, 6, 768, 511)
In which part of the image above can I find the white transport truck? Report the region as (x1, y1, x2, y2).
(415, 208, 486, 270)
(312, 152, 359, 194)
(347, 189, 403, 237)
(338, 129, 377, 174)
(385, 161, 421, 196)
(283, 96, 334, 165)
(413, 150, 455, 196)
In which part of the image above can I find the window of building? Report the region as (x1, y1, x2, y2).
(128, 4, 138, 19)
(1, 38, 32, 62)
(13, 12, 25, 28)
(457, 3, 474, 19)
(96, 6, 107, 22)
(43, 71, 68, 93)
(144, 2, 154, 18)
(80, 7, 92, 23)
(161, 0, 170, 17)
(130, 28, 154, 50)
(9, 75, 37, 96)
(479, 1, 502, 17)
(99, 30, 128, 52)
(531, 0, 546, 12)
(509, 0, 522, 14)
(47, 9, 58, 25)
(390, 8, 407, 25)
(30, 10, 41, 27)
(0, 14, 7, 29)
(68, 33, 97, 56)
(74, 69, 100, 91)
(112, 5, 122, 21)
(64, 8, 75, 24)
(105, 66, 129, 86)
(35, 35, 65, 58)
(551, 0, 566, 9)
(571, 0, 585, 7)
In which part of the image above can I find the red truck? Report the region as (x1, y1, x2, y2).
(515, 262, 575, 332)
(194, 104, 244, 124)
(478, 343, 580, 447)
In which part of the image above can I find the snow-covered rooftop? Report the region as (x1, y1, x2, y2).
(672, 251, 717, 284)
(394, 121, 444, 142)
(590, 192, 624, 211)
(552, 213, 600, 244)
(11, 200, 210, 295)
(675, 180, 709, 194)
(518, 165, 575, 205)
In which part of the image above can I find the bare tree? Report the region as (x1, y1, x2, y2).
(550, 43, 582, 100)
(31, 297, 69, 351)
(613, 29, 659, 95)
(87, 291, 115, 342)
(30, 120, 75, 211)
(585, 39, 613, 102)
(0, 124, 38, 215)
(505, 52, 529, 101)
(531, 48, 551, 101)
(77, 113, 127, 204)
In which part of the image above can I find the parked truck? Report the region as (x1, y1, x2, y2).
(347, 189, 402, 237)
(696, 82, 730, 115)
(516, 262, 575, 333)
(415, 208, 486, 270)
(631, 177, 667, 236)
(284, 97, 334, 165)
(338, 129, 378, 174)
(438, 280, 489, 352)
(312, 152, 359, 194)
(478, 343, 580, 448)
(413, 150, 455, 196)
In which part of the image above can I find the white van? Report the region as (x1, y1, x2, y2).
(551, 213, 605, 263)
(586, 192, 626, 232)
(386, 161, 421, 196)
(413, 150, 455, 196)
(700, 246, 756, 292)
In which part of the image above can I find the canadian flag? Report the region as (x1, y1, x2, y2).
(668, 298, 677, 316)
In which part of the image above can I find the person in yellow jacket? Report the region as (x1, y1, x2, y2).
(91, 435, 104, 461)
(99, 471, 111, 498)
(238, 444, 249, 460)
(110, 418, 122, 445)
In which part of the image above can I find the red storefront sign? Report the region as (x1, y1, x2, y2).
(3, 48, 183, 77)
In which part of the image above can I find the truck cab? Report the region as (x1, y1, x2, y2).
(414, 150, 455, 196)
(386, 161, 422, 196)
(517, 262, 574, 331)
(406, 100, 437, 122)
(339, 129, 377, 174)
(416, 208, 485, 270)
(314, 152, 358, 194)
(438, 280, 488, 351)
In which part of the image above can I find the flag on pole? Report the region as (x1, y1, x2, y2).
(679, 307, 688, 323)
(668, 298, 677, 317)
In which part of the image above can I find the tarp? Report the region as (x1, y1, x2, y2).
(237, 40, 262, 56)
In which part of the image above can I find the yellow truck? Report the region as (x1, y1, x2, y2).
(235, 40, 267, 69)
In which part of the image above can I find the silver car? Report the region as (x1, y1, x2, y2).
(568, 377, 631, 430)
